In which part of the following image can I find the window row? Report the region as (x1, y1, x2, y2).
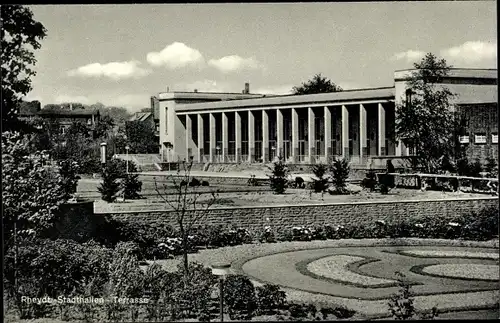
(459, 133, 498, 144)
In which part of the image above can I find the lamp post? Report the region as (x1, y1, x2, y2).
(125, 145, 130, 174)
(100, 142, 107, 171)
(216, 145, 221, 163)
(271, 146, 276, 161)
(211, 262, 231, 322)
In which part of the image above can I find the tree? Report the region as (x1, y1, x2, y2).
(98, 160, 122, 202)
(1, 5, 47, 130)
(2, 131, 77, 244)
(125, 120, 158, 153)
(154, 159, 219, 277)
(94, 114, 115, 139)
(122, 162, 142, 199)
(292, 73, 343, 95)
(395, 53, 459, 173)
(329, 157, 350, 194)
(268, 156, 289, 194)
(311, 163, 329, 193)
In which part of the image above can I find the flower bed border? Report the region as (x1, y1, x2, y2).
(383, 249, 499, 260)
(410, 263, 499, 282)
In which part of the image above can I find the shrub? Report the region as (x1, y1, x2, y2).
(329, 157, 350, 194)
(259, 226, 277, 243)
(311, 164, 329, 193)
(247, 175, 259, 186)
(268, 157, 289, 194)
(361, 169, 378, 191)
(122, 161, 142, 199)
(224, 275, 257, 320)
(57, 159, 80, 200)
(485, 156, 498, 178)
(379, 183, 389, 194)
(98, 161, 121, 202)
(201, 180, 210, 186)
(255, 284, 287, 315)
(189, 177, 201, 187)
(460, 206, 499, 241)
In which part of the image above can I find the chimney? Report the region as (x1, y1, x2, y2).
(194, 89, 198, 93)
(69, 103, 73, 110)
(244, 82, 250, 94)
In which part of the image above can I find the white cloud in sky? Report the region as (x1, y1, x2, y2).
(147, 42, 205, 69)
(392, 50, 426, 62)
(440, 40, 497, 64)
(67, 61, 151, 80)
(208, 55, 264, 73)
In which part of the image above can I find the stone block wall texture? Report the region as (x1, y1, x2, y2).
(100, 197, 498, 233)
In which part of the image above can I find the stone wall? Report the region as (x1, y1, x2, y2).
(100, 197, 498, 232)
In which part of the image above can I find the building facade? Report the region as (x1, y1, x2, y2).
(157, 69, 497, 166)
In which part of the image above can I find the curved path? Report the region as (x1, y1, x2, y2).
(155, 238, 499, 319)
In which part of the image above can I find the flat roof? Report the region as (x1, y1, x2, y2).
(176, 87, 396, 112)
(157, 91, 265, 101)
(394, 68, 497, 81)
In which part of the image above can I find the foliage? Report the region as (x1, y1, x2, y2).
(268, 156, 289, 194)
(484, 156, 498, 178)
(224, 275, 257, 320)
(122, 161, 142, 199)
(460, 206, 499, 241)
(98, 160, 122, 202)
(247, 174, 259, 186)
(388, 272, 438, 320)
(394, 53, 459, 173)
(2, 132, 73, 243)
(57, 159, 80, 200)
(4, 238, 111, 319)
(93, 114, 115, 139)
(154, 159, 219, 274)
(1, 5, 47, 130)
(361, 169, 378, 191)
(292, 73, 343, 95)
(311, 163, 329, 193)
(259, 226, 277, 243)
(125, 120, 158, 153)
(256, 284, 287, 315)
(328, 157, 350, 194)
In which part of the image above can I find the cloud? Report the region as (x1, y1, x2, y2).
(208, 55, 264, 73)
(147, 42, 205, 69)
(392, 50, 426, 62)
(67, 61, 151, 80)
(440, 41, 497, 64)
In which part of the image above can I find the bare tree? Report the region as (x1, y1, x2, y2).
(154, 158, 219, 276)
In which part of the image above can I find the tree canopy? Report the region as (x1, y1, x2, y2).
(292, 73, 343, 95)
(395, 52, 459, 173)
(1, 5, 47, 129)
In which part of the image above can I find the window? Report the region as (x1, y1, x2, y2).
(492, 133, 498, 144)
(475, 133, 487, 144)
(405, 89, 413, 106)
(458, 135, 470, 144)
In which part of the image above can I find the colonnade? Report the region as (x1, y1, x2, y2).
(184, 102, 395, 164)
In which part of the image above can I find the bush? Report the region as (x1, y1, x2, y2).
(329, 157, 350, 194)
(259, 226, 277, 243)
(57, 159, 80, 200)
(122, 161, 142, 199)
(268, 157, 289, 194)
(224, 275, 257, 320)
(189, 177, 201, 187)
(460, 206, 499, 241)
(311, 164, 329, 193)
(201, 180, 210, 186)
(98, 161, 121, 202)
(256, 284, 287, 315)
(361, 169, 378, 191)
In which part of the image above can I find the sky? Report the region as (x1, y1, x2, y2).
(26, 2, 497, 113)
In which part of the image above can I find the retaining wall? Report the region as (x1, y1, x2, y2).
(99, 197, 498, 232)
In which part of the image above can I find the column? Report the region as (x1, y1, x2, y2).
(262, 110, 269, 162)
(378, 103, 386, 156)
(342, 105, 349, 159)
(235, 111, 241, 162)
(292, 108, 299, 162)
(359, 104, 367, 161)
(222, 112, 228, 163)
(186, 114, 192, 160)
(209, 113, 216, 162)
(308, 107, 316, 164)
(248, 110, 255, 162)
(324, 106, 332, 162)
(197, 114, 204, 163)
(276, 109, 284, 161)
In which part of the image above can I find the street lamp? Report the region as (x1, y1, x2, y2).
(271, 146, 276, 161)
(216, 145, 221, 163)
(100, 142, 107, 169)
(125, 145, 130, 174)
(211, 262, 231, 322)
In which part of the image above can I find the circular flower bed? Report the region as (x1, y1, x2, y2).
(419, 264, 499, 281)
